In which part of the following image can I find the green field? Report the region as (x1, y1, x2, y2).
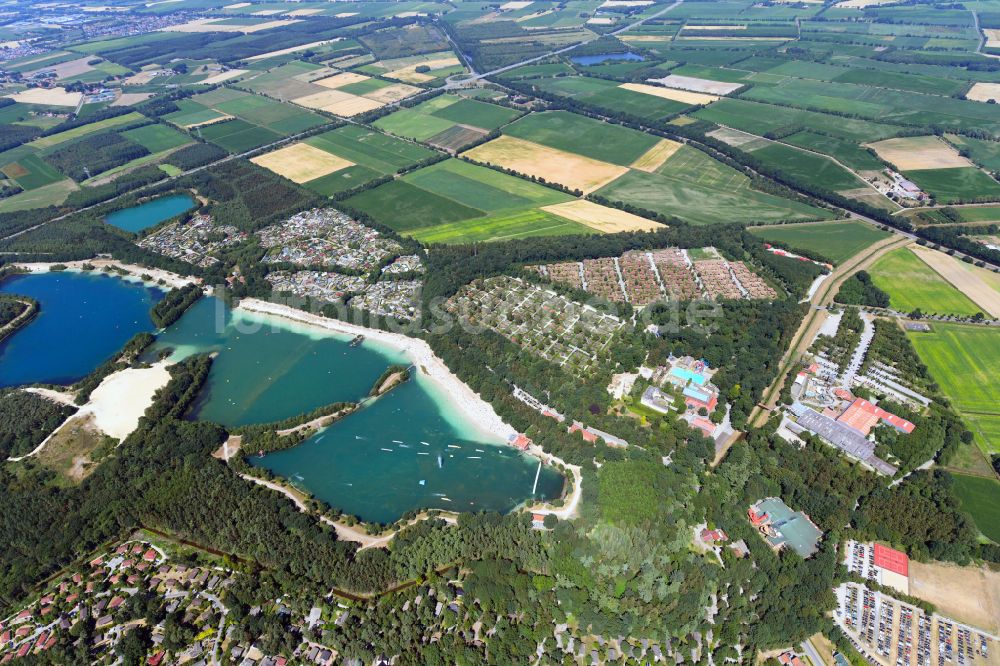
(344, 158, 585, 243)
(694, 98, 902, 143)
(783, 131, 885, 171)
(749, 220, 889, 264)
(946, 135, 1000, 171)
(121, 124, 191, 153)
(951, 473, 1000, 543)
(527, 76, 688, 121)
(908, 323, 1000, 454)
(904, 168, 1000, 204)
(595, 144, 834, 225)
(868, 247, 983, 316)
(374, 94, 519, 144)
(750, 142, 863, 191)
(502, 110, 659, 165)
(197, 119, 281, 153)
(27, 112, 145, 150)
(306, 125, 435, 173)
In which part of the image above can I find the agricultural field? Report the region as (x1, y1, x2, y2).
(742, 142, 865, 192)
(905, 168, 1000, 204)
(163, 88, 327, 152)
(908, 322, 1000, 455)
(465, 109, 831, 224)
(951, 474, 1000, 544)
(866, 247, 983, 316)
(343, 158, 656, 243)
(374, 94, 520, 151)
(252, 124, 435, 195)
(749, 220, 889, 264)
(524, 75, 692, 121)
(359, 51, 466, 84)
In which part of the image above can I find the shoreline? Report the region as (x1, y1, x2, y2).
(13, 260, 196, 290)
(235, 298, 519, 444)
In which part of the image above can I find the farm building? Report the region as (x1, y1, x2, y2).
(748, 498, 823, 559)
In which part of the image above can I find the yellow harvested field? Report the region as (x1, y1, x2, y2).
(987, 29, 1000, 48)
(252, 8, 283, 15)
(386, 57, 461, 83)
(182, 113, 233, 129)
(25, 55, 95, 80)
(323, 96, 385, 116)
(223, 2, 250, 7)
(911, 244, 1000, 318)
(542, 200, 662, 233)
(293, 88, 355, 109)
(630, 139, 683, 172)
(7, 87, 83, 107)
(199, 69, 247, 85)
(162, 18, 299, 33)
(619, 82, 719, 105)
(516, 9, 553, 22)
(966, 82, 1000, 103)
(499, 0, 533, 8)
(315, 72, 370, 89)
(287, 8, 324, 16)
(909, 560, 1000, 634)
(866, 136, 971, 170)
(247, 39, 338, 61)
(463, 136, 628, 194)
(251, 143, 354, 183)
(362, 82, 420, 104)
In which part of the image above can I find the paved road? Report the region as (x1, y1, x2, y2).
(748, 234, 912, 428)
(801, 638, 827, 666)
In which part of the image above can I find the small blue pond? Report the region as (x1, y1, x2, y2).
(105, 193, 196, 233)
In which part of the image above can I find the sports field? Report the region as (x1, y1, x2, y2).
(951, 474, 1000, 543)
(749, 220, 889, 264)
(908, 322, 1000, 454)
(867, 247, 983, 316)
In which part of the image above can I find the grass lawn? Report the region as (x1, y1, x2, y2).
(904, 167, 1000, 204)
(951, 473, 1000, 543)
(750, 220, 890, 264)
(868, 247, 983, 316)
(503, 110, 659, 166)
(908, 322, 1000, 454)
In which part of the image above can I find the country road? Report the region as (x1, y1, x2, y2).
(748, 234, 912, 428)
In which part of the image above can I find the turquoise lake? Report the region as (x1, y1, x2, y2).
(105, 193, 196, 233)
(252, 374, 565, 524)
(150, 297, 564, 522)
(0, 271, 163, 387)
(147, 297, 408, 426)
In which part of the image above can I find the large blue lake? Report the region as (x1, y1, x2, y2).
(105, 193, 196, 233)
(0, 271, 163, 387)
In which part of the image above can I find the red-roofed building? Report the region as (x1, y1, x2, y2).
(873, 543, 909, 577)
(507, 433, 532, 451)
(700, 528, 728, 544)
(1, 630, 11, 643)
(108, 596, 125, 610)
(14, 610, 31, 622)
(15, 626, 31, 638)
(778, 652, 806, 666)
(833, 388, 854, 401)
(689, 416, 716, 437)
(143, 549, 158, 563)
(147, 651, 165, 666)
(33, 632, 48, 649)
(16, 642, 30, 658)
(837, 398, 915, 436)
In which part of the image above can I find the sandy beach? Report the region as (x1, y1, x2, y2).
(14, 260, 197, 290)
(236, 299, 518, 443)
(86, 361, 172, 439)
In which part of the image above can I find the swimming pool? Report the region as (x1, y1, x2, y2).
(670, 366, 706, 386)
